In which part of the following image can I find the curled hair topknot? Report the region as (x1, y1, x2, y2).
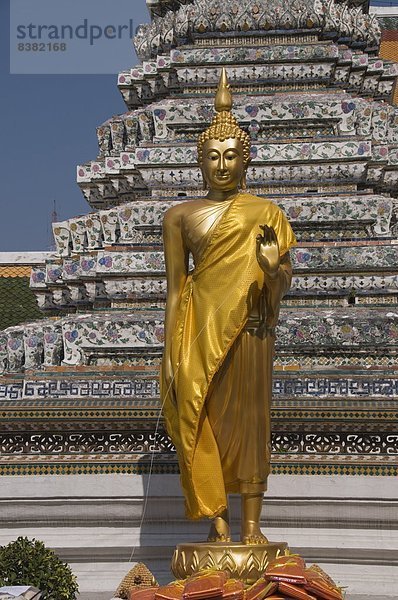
(198, 111, 251, 165)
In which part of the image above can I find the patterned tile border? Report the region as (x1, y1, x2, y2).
(0, 461, 396, 477)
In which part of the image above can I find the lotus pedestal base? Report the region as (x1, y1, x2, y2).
(171, 541, 289, 584)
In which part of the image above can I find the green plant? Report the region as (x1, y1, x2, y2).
(0, 537, 78, 600)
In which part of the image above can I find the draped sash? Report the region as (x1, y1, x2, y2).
(161, 193, 296, 519)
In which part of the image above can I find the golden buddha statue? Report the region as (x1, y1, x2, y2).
(161, 69, 296, 546)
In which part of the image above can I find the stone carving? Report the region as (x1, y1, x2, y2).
(52, 222, 71, 257)
(75, 91, 398, 206)
(134, 0, 380, 61)
(0, 307, 396, 371)
(6, 327, 25, 373)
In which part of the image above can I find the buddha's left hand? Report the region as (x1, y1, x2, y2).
(256, 225, 280, 278)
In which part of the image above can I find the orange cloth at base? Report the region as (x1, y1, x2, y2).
(183, 571, 229, 599)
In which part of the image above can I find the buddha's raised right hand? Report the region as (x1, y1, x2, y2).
(256, 224, 280, 278)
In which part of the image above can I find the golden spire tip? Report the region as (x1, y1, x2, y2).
(215, 67, 233, 113)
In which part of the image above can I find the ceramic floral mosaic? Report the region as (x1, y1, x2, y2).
(73, 84, 398, 206)
(1, 308, 397, 370)
(134, 0, 380, 61)
(170, 45, 339, 66)
(1, 0, 397, 480)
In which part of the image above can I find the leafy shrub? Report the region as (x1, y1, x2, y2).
(0, 537, 78, 600)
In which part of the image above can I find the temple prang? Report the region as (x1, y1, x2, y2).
(0, 0, 397, 596)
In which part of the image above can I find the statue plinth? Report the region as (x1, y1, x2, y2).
(171, 541, 289, 584)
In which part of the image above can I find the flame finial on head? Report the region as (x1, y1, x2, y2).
(215, 68, 233, 113)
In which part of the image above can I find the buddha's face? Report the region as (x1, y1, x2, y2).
(200, 138, 245, 193)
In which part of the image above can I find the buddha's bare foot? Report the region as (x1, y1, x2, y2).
(207, 516, 231, 543)
(241, 521, 269, 545)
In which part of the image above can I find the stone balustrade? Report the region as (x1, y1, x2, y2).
(48, 242, 398, 276)
(51, 194, 395, 258)
(121, 39, 398, 109)
(134, 0, 380, 61)
(102, 94, 398, 148)
(1, 307, 397, 373)
(30, 241, 398, 313)
(78, 89, 398, 210)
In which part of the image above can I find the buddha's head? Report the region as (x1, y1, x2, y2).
(198, 69, 251, 193)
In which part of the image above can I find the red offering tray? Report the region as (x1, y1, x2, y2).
(222, 579, 244, 600)
(245, 580, 278, 600)
(278, 581, 316, 600)
(129, 587, 159, 600)
(265, 556, 307, 586)
(307, 566, 337, 588)
(304, 569, 343, 600)
(183, 571, 229, 599)
(155, 582, 185, 600)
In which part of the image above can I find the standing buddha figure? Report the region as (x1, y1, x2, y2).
(161, 69, 296, 544)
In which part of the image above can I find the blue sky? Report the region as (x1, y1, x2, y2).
(0, 0, 150, 251)
(1, 1, 397, 252)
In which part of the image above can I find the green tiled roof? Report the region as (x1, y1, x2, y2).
(0, 276, 43, 331)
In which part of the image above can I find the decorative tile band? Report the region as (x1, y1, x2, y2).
(1, 307, 397, 372)
(1, 376, 397, 402)
(33, 266, 398, 307)
(133, 0, 380, 61)
(147, 94, 396, 142)
(170, 44, 339, 66)
(49, 194, 394, 258)
(134, 140, 372, 166)
(174, 63, 335, 85)
(0, 460, 395, 478)
(90, 245, 398, 276)
(0, 431, 397, 457)
(138, 162, 368, 189)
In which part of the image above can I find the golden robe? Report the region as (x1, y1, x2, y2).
(161, 193, 296, 519)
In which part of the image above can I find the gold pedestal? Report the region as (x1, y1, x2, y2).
(171, 541, 289, 584)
